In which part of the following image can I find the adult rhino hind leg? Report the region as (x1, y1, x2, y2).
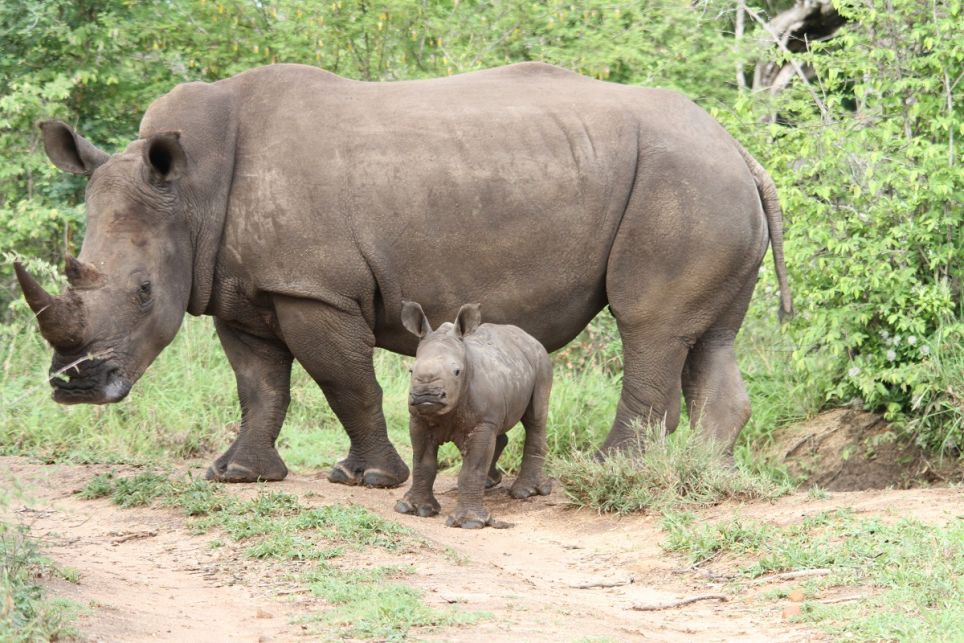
(681, 277, 757, 459)
(273, 296, 409, 488)
(207, 319, 293, 483)
(598, 320, 688, 454)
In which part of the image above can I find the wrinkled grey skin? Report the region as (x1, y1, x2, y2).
(394, 302, 553, 529)
(17, 62, 791, 488)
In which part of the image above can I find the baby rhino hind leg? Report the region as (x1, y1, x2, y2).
(510, 367, 553, 500)
(486, 433, 508, 489)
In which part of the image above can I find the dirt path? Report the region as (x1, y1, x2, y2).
(3, 456, 962, 641)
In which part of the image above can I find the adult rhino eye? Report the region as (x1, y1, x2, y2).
(137, 281, 152, 305)
(454, 368, 461, 376)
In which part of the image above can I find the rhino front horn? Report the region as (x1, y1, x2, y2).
(14, 261, 87, 350)
(14, 261, 54, 315)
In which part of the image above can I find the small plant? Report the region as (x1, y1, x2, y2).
(807, 485, 830, 501)
(552, 423, 790, 514)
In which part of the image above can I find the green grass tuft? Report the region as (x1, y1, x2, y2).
(0, 522, 78, 641)
(303, 563, 486, 640)
(662, 509, 964, 640)
(77, 471, 413, 554)
(78, 471, 172, 508)
(552, 423, 790, 514)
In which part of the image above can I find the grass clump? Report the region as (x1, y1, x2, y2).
(78, 471, 172, 508)
(552, 423, 789, 514)
(0, 522, 77, 641)
(75, 470, 483, 640)
(662, 509, 964, 640)
(303, 564, 486, 640)
(76, 471, 411, 554)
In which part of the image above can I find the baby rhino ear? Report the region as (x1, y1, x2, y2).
(454, 303, 481, 338)
(401, 300, 432, 338)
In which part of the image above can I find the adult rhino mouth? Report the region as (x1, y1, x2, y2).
(49, 354, 131, 405)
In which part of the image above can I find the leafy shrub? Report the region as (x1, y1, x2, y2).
(724, 0, 962, 452)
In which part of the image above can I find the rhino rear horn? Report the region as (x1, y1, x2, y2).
(38, 120, 109, 175)
(14, 261, 87, 350)
(65, 256, 105, 288)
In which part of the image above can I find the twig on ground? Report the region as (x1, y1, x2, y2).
(630, 594, 728, 611)
(572, 576, 634, 589)
(753, 568, 831, 584)
(819, 594, 865, 605)
(109, 530, 157, 545)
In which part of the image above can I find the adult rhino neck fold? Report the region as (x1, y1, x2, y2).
(138, 79, 239, 317)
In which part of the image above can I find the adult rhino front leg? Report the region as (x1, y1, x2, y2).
(207, 319, 293, 482)
(274, 296, 409, 488)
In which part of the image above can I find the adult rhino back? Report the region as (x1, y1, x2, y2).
(19, 62, 790, 486)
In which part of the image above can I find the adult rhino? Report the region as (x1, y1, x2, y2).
(17, 62, 790, 487)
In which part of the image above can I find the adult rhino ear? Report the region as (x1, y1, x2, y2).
(453, 303, 481, 338)
(142, 131, 187, 183)
(38, 120, 110, 175)
(401, 300, 432, 338)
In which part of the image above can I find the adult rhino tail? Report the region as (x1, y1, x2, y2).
(734, 141, 793, 321)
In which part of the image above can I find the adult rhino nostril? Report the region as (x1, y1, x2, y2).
(440, 392, 446, 398)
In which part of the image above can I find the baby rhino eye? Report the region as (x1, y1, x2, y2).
(454, 368, 461, 376)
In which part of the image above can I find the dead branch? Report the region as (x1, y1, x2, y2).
(109, 530, 158, 545)
(744, 4, 831, 122)
(572, 576, 634, 589)
(753, 568, 831, 584)
(630, 594, 729, 611)
(820, 594, 865, 605)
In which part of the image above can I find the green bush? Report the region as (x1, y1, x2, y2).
(722, 0, 962, 452)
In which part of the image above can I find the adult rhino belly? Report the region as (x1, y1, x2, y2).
(343, 90, 639, 352)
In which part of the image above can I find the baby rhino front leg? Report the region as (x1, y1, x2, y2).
(447, 425, 498, 529)
(394, 419, 441, 518)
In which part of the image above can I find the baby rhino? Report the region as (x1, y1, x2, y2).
(395, 301, 553, 529)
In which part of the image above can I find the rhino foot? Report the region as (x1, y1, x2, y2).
(509, 477, 553, 499)
(394, 495, 440, 518)
(327, 452, 409, 488)
(486, 468, 503, 489)
(205, 447, 288, 483)
(446, 507, 494, 529)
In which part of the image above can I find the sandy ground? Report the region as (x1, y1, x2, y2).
(3, 456, 962, 642)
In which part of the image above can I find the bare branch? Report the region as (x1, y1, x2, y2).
(630, 594, 729, 611)
(744, 4, 832, 122)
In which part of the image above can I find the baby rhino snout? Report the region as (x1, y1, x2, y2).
(409, 385, 447, 410)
